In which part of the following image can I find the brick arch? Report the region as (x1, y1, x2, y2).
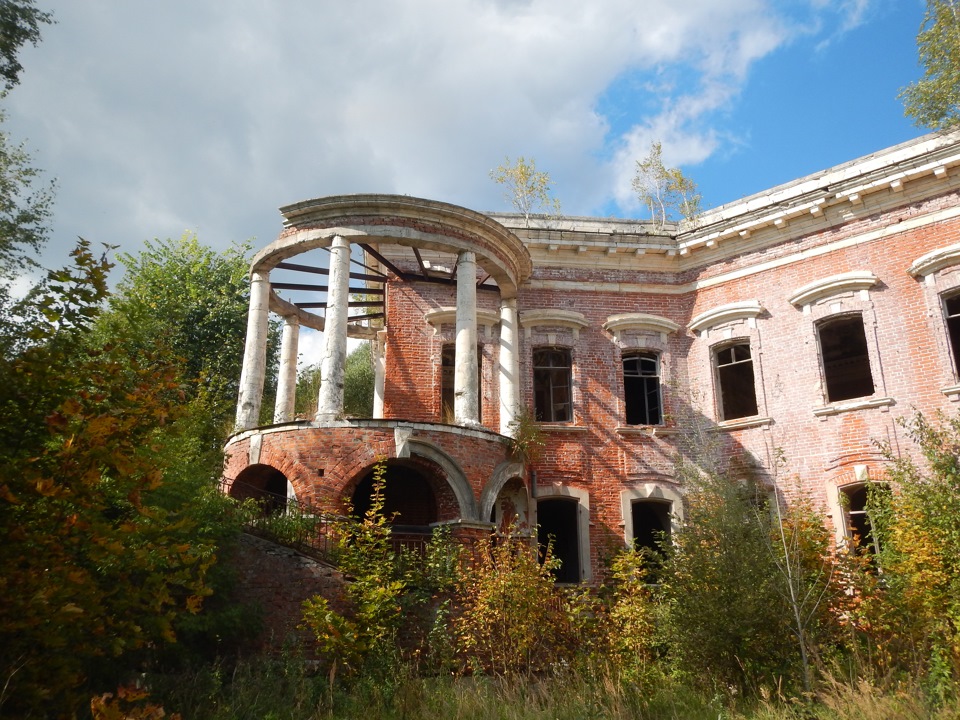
(397, 437, 479, 521)
(479, 460, 526, 521)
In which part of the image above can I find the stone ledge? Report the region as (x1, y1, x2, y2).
(813, 396, 895, 417)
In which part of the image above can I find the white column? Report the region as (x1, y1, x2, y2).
(317, 235, 351, 421)
(373, 330, 386, 419)
(235, 269, 271, 431)
(499, 296, 520, 436)
(455, 251, 480, 426)
(273, 314, 300, 423)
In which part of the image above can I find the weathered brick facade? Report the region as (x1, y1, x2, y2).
(227, 130, 960, 583)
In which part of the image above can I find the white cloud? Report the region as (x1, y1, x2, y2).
(3, 0, 888, 266)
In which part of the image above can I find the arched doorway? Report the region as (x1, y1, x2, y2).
(350, 461, 439, 532)
(231, 464, 289, 514)
(537, 497, 580, 583)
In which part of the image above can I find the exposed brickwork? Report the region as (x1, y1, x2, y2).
(228, 133, 960, 585)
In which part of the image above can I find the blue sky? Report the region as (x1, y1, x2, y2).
(3, 0, 930, 277)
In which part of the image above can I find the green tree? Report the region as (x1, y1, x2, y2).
(900, 1, 960, 129)
(490, 156, 561, 227)
(0, 241, 224, 716)
(0, 0, 53, 91)
(632, 141, 701, 231)
(93, 233, 276, 445)
(659, 465, 795, 694)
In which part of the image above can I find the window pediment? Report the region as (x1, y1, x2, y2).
(788, 271, 878, 309)
(689, 300, 764, 334)
(908, 242, 960, 278)
(520, 309, 588, 341)
(424, 307, 500, 335)
(603, 313, 679, 342)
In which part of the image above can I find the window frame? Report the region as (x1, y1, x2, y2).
(532, 346, 573, 423)
(815, 313, 875, 404)
(622, 350, 662, 426)
(712, 339, 759, 421)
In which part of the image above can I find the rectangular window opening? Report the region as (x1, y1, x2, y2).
(533, 347, 572, 423)
(818, 315, 874, 403)
(623, 352, 662, 425)
(714, 342, 759, 420)
(440, 344, 481, 423)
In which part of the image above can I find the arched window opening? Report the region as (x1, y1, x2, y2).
(537, 497, 580, 583)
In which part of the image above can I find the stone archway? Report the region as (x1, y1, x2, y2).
(231, 463, 290, 514)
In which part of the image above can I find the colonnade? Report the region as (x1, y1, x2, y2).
(234, 239, 522, 437)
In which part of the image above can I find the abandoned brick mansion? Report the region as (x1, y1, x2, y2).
(223, 129, 960, 583)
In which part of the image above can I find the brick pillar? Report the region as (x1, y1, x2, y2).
(273, 314, 300, 423)
(499, 296, 519, 436)
(235, 269, 271, 431)
(455, 251, 480, 426)
(317, 235, 350, 422)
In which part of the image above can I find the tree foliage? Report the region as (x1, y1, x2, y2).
(0, 0, 53, 91)
(0, 242, 227, 716)
(900, 0, 960, 129)
(93, 233, 275, 445)
(296, 341, 374, 419)
(490, 156, 561, 227)
(632, 141, 701, 231)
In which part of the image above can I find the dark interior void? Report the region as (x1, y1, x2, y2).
(715, 343, 759, 420)
(623, 352, 661, 425)
(351, 463, 438, 529)
(537, 497, 580, 583)
(818, 316, 874, 402)
(944, 294, 960, 374)
(230, 464, 289, 514)
(843, 484, 877, 555)
(631, 500, 671, 555)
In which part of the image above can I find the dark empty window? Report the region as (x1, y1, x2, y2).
(841, 484, 879, 556)
(537, 497, 580, 583)
(944, 294, 960, 376)
(533, 347, 572, 422)
(714, 342, 759, 420)
(818, 315, 874, 402)
(631, 499, 670, 555)
(440, 344, 481, 423)
(623, 352, 661, 425)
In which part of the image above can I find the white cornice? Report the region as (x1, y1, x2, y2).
(423, 307, 500, 334)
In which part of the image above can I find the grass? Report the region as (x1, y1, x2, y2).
(144, 655, 960, 720)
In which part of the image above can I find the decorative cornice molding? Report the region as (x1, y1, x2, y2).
(908, 242, 960, 278)
(603, 313, 680, 342)
(424, 307, 500, 334)
(689, 300, 764, 333)
(788, 271, 878, 308)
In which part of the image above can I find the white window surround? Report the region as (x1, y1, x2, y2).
(908, 242, 960, 279)
(812, 396, 895, 417)
(520, 309, 589, 341)
(788, 271, 878, 310)
(424, 307, 500, 337)
(603, 313, 680, 343)
(533, 483, 592, 582)
(689, 300, 764, 336)
(620, 483, 684, 549)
